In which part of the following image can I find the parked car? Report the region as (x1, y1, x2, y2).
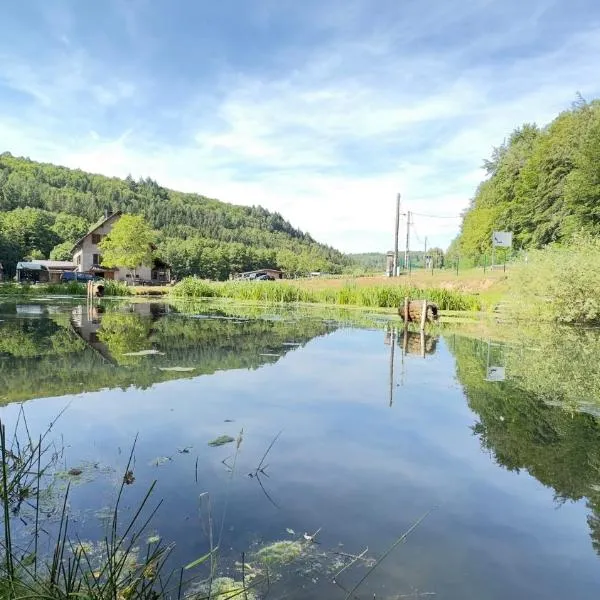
(60, 272, 100, 283)
(255, 274, 275, 281)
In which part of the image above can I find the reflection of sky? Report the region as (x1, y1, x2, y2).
(2, 326, 599, 599)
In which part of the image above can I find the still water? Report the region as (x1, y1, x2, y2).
(1, 299, 600, 599)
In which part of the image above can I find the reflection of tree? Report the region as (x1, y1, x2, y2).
(97, 312, 153, 365)
(449, 335, 600, 557)
(0, 303, 336, 404)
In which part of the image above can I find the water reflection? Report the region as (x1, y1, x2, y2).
(449, 334, 600, 557)
(0, 300, 337, 404)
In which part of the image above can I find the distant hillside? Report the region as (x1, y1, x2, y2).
(0, 153, 350, 278)
(346, 253, 387, 272)
(448, 98, 600, 264)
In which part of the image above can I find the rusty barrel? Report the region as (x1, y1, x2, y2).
(398, 300, 439, 323)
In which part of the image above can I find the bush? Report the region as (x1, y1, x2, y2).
(509, 233, 600, 324)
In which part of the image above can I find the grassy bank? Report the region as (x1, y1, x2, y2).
(0, 281, 132, 297)
(170, 278, 482, 311)
(507, 234, 600, 325)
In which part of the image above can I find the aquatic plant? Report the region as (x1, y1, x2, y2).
(170, 278, 481, 311)
(254, 540, 304, 566)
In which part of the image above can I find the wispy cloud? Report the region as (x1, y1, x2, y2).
(1, 0, 599, 251)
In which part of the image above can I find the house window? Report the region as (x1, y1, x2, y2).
(92, 254, 100, 265)
(76, 255, 81, 266)
(92, 234, 102, 244)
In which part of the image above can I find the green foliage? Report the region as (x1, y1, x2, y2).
(508, 233, 600, 324)
(453, 99, 600, 261)
(0, 153, 351, 278)
(99, 214, 155, 273)
(50, 213, 89, 243)
(0, 281, 132, 297)
(49, 240, 75, 260)
(171, 278, 480, 311)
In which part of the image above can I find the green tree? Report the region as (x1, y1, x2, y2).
(50, 241, 75, 261)
(99, 214, 155, 278)
(50, 213, 89, 243)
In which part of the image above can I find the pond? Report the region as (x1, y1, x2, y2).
(1, 299, 600, 599)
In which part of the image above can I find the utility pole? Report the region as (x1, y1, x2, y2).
(404, 210, 411, 271)
(393, 193, 401, 276)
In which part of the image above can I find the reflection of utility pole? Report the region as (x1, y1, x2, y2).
(388, 327, 396, 407)
(404, 211, 411, 271)
(393, 194, 401, 277)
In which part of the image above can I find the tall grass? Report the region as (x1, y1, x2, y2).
(171, 278, 481, 311)
(508, 233, 600, 324)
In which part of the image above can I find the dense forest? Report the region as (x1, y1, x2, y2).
(0, 153, 351, 278)
(448, 97, 600, 264)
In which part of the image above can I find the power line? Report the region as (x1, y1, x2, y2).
(410, 211, 462, 219)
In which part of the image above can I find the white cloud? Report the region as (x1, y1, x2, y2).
(1, 2, 600, 252)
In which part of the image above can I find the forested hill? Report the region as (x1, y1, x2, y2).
(0, 153, 350, 278)
(448, 98, 600, 263)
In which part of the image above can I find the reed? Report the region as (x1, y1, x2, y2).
(171, 278, 480, 311)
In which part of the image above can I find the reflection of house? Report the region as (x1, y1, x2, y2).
(71, 212, 171, 284)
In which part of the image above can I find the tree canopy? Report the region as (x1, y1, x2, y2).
(99, 214, 155, 274)
(449, 98, 600, 263)
(0, 153, 352, 278)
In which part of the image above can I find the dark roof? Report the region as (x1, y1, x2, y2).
(71, 211, 123, 252)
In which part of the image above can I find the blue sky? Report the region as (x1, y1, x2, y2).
(1, 0, 600, 252)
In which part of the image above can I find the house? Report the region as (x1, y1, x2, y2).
(71, 212, 171, 284)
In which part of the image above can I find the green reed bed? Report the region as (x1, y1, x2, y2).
(171, 278, 481, 312)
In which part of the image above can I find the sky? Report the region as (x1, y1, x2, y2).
(1, 0, 600, 253)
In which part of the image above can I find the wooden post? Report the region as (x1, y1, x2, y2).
(403, 297, 409, 323)
(420, 299, 427, 331)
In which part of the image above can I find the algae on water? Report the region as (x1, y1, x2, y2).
(208, 435, 235, 447)
(254, 540, 303, 565)
(186, 576, 256, 600)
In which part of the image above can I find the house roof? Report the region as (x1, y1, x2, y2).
(29, 260, 77, 271)
(71, 211, 123, 252)
(16, 262, 48, 271)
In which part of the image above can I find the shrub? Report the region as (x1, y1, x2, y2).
(509, 233, 600, 324)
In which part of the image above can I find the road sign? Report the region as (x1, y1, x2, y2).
(492, 231, 512, 248)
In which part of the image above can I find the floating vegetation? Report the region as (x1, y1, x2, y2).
(186, 577, 257, 600)
(254, 540, 304, 565)
(123, 469, 135, 485)
(149, 456, 172, 466)
(208, 435, 235, 447)
(122, 349, 165, 356)
(177, 446, 193, 454)
(55, 461, 114, 485)
(147, 534, 161, 544)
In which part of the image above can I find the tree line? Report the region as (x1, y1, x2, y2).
(0, 153, 352, 278)
(448, 97, 600, 264)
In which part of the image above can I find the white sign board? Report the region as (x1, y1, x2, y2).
(492, 231, 513, 248)
(486, 366, 506, 382)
